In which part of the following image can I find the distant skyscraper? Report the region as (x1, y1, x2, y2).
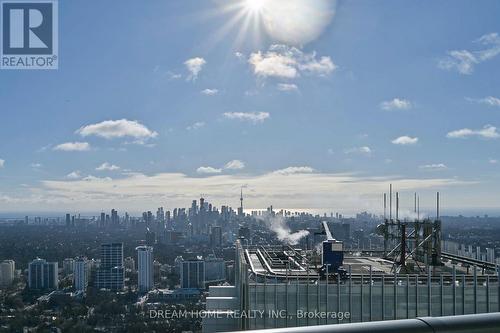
(0, 260, 15, 287)
(157, 207, 164, 221)
(74, 257, 88, 292)
(238, 187, 244, 216)
(136, 246, 153, 293)
(111, 209, 119, 226)
(146, 229, 156, 246)
(210, 226, 223, 247)
(100, 212, 105, 228)
(180, 260, 205, 289)
(238, 226, 250, 240)
(28, 258, 58, 290)
(62, 258, 75, 276)
(96, 243, 124, 291)
(65, 213, 71, 227)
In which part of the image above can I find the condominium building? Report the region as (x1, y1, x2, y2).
(136, 246, 154, 293)
(28, 258, 58, 290)
(96, 243, 124, 291)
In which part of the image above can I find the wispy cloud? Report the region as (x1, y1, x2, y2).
(344, 146, 372, 155)
(76, 119, 158, 140)
(419, 163, 448, 171)
(96, 162, 120, 171)
(224, 160, 245, 170)
(272, 166, 314, 175)
(223, 112, 270, 123)
(167, 71, 182, 80)
(184, 57, 206, 81)
(466, 96, 500, 107)
(66, 171, 82, 179)
(53, 142, 90, 152)
(438, 32, 500, 74)
(489, 159, 498, 164)
(447, 125, 499, 139)
(277, 83, 299, 92)
(82, 175, 112, 182)
(248, 45, 335, 80)
(196, 166, 222, 174)
(197, 160, 246, 175)
(380, 98, 412, 111)
(186, 121, 205, 131)
(201, 88, 218, 96)
(392, 136, 418, 145)
(234, 51, 244, 60)
(0, 159, 4, 168)
(31, 163, 42, 168)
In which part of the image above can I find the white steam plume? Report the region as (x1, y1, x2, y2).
(263, 215, 309, 245)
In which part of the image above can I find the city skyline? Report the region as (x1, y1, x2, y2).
(1, 0, 500, 214)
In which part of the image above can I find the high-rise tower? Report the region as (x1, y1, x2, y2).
(136, 246, 153, 293)
(96, 243, 124, 291)
(238, 187, 244, 216)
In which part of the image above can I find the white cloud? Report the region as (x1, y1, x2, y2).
(96, 162, 120, 171)
(380, 98, 412, 111)
(201, 88, 218, 96)
(76, 119, 158, 140)
(446, 125, 499, 139)
(0, 159, 4, 168)
(277, 83, 299, 92)
(419, 163, 448, 171)
(344, 146, 372, 155)
(248, 45, 336, 79)
(392, 136, 419, 145)
(438, 33, 500, 74)
(249, 50, 297, 79)
(53, 142, 90, 152)
(196, 166, 222, 174)
(31, 163, 42, 168)
(196, 160, 246, 175)
(66, 171, 82, 179)
(184, 57, 206, 81)
(224, 160, 245, 170)
(223, 112, 270, 123)
(467, 96, 500, 107)
(489, 159, 498, 164)
(438, 50, 477, 75)
(82, 175, 112, 182)
(272, 166, 314, 175)
(124, 139, 156, 147)
(186, 122, 205, 131)
(299, 56, 336, 76)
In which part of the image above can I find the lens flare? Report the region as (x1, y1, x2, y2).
(209, 0, 335, 50)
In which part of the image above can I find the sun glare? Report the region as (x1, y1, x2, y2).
(208, 0, 336, 50)
(245, 0, 266, 12)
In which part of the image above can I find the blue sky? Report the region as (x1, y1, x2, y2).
(1, 0, 500, 216)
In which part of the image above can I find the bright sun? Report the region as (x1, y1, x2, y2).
(212, 0, 336, 48)
(245, 0, 266, 12)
